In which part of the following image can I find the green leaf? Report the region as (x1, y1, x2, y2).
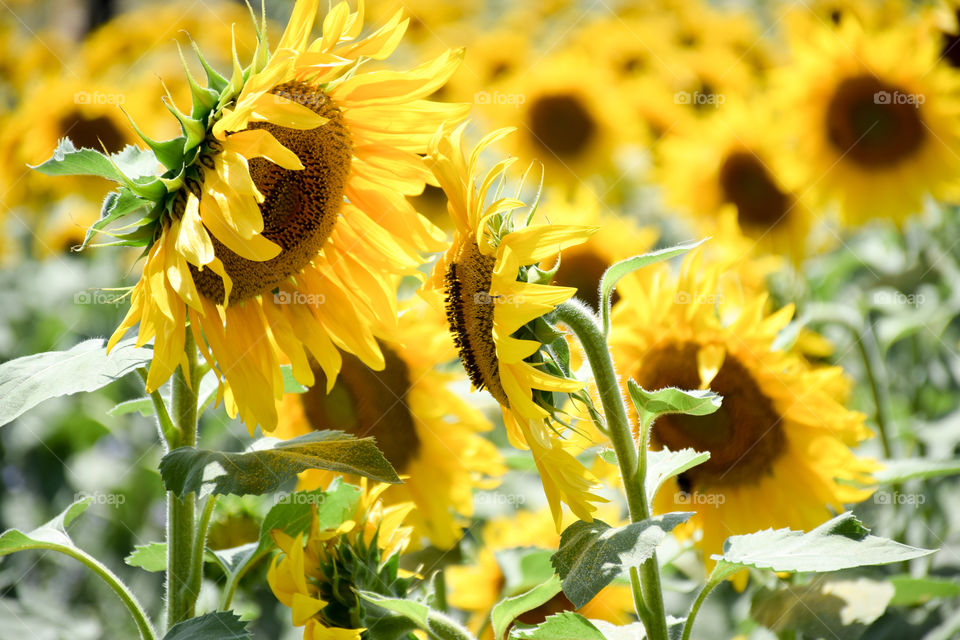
(873, 458, 960, 484)
(646, 447, 711, 504)
(511, 612, 605, 640)
(159, 430, 401, 497)
(889, 575, 960, 606)
(162, 611, 250, 640)
(357, 593, 477, 640)
(0, 338, 153, 427)
(30, 138, 125, 180)
(206, 541, 258, 576)
(492, 575, 563, 640)
(0, 498, 91, 556)
(590, 618, 687, 640)
(108, 397, 155, 417)
(627, 380, 722, 430)
(125, 542, 167, 572)
(600, 239, 706, 335)
(751, 579, 894, 640)
(495, 548, 557, 596)
(84, 188, 151, 249)
(714, 512, 935, 574)
(550, 514, 692, 609)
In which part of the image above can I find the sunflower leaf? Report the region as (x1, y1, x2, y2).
(551, 513, 693, 609)
(600, 238, 706, 335)
(30, 138, 125, 181)
(125, 542, 167, 572)
(159, 431, 401, 498)
(646, 447, 711, 504)
(162, 611, 250, 640)
(491, 575, 562, 640)
(872, 458, 960, 484)
(750, 579, 894, 640)
(510, 612, 606, 640)
(0, 497, 91, 557)
(889, 575, 960, 606)
(627, 380, 722, 431)
(0, 337, 153, 428)
(712, 512, 935, 575)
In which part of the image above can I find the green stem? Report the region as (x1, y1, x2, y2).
(219, 549, 269, 611)
(32, 543, 157, 640)
(186, 494, 217, 615)
(553, 301, 669, 640)
(166, 331, 200, 628)
(854, 326, 893, 459)
(136, 368, 177, 449)
(680, 578, 723, 640)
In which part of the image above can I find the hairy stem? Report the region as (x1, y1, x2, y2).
(553, 300, 669, 640)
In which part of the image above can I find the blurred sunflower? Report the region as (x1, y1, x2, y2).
(777, 17, 960, 224)
(100, 0, 468, 431)
(268, 479, 415, 640)
(273, 300, 505, 549)
(447, 507, 635, 639)
(483, 51, 637, 187)
(656, 97, 814, 260)
(609, 250, 878, 583)
(426, 123, 606, 528)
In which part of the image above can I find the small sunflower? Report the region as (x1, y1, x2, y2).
(426, 123, 606, 528)
(609, 250, 878, 580)
(87, 0, 468, 431)
(656, 96, 814, 260)
(480, 51, 637, 187)
(267, 479, 415, 640)
(447, 507, 635, 639)
(273, 299, 505, 549)
(776, 17, 960, 224)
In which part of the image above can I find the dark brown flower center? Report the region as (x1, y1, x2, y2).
(634, 342, 785, 490)
(444, 240, 509, 407)
(718, 151, 791, 230)
(941, 12, 960, 68)
(191, 81, 352, 304)
(527, 94, 596, 158)
(59, 112, 126, 153)
(551, 246, 611, 311)
(299, 343, 420, 472)
(825, 75, 925, 169)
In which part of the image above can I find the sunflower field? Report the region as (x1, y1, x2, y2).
(2, 0, 960, 639)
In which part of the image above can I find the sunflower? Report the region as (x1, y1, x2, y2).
(609, 249, 877, 581)
(425, 123, 606, 528)
(272, 299, 505, 549)
(480, 50, 638, 188)
(447, 507, 635, 639)
(776, 17, 960, 225)
(656, 96, 815, 260)
(96, 0, 468, 431)
(267, 479, 415, 640)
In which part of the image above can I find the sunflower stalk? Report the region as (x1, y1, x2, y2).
(165, 331, 201, 628)
(552, 300, 669, 640)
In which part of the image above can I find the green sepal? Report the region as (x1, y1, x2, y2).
(83, 188, 151, 249)
(123, 109, 186, 171)
(175, 43, 219, 119)
(163, 96, 207, 151)
(190, 37, 229, 94)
